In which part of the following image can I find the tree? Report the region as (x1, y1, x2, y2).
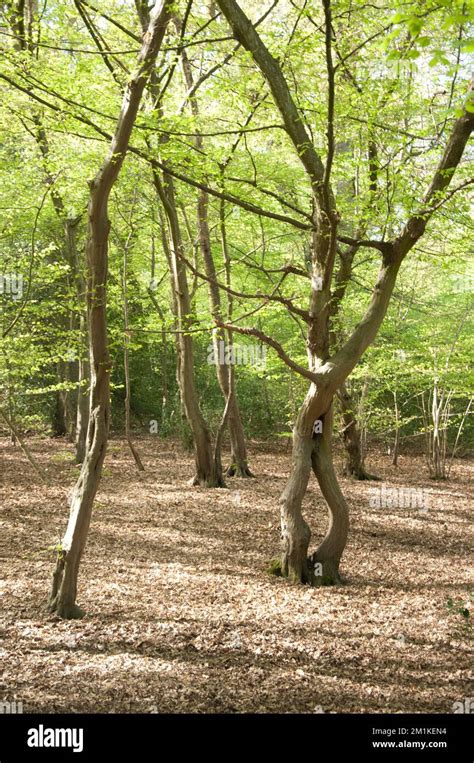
(214, 0, 474, 583)
(48, 0, 172, 618)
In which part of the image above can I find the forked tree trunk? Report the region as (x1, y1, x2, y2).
(48, 0, 172, 618)
(213, 0, 473, 587)
(279, 404, 349, 586)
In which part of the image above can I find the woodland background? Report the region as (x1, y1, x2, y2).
(0, 0, 472, 714)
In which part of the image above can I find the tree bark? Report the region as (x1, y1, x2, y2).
(339, 382, 378, 480)
(219, 196, 253, 477)
(52, 365, 68, 437)
(311, 407, 349, 584)
(123, 236, 145, 471)
(199, 192, 252, 477)
(153, 170, 222, 486)
(48, 0, 172, 618)
(279, 427, 313, 583)
(177, 26, 252, 478)
(216, 0, 473, 585)
(75, 304, 90, 464)
(392, 390, 400, 466)
(64, 216, 91, 464)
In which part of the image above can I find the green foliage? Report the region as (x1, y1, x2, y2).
(0, 0, 472, 462)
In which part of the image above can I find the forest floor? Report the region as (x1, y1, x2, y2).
(0, 435, 472, 714)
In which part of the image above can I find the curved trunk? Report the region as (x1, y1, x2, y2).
(48, 176, 112, 619)
(279, 429, 313, 583)
(311, 408, 349, 585)
(72, 230, 90, 464)
(278, 394, 348, 586)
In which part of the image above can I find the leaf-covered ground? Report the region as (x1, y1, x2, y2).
(0, 435, 472, 713)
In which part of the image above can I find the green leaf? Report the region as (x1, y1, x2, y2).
(460, 38, 474, 52)
(417, 36, 431, 47)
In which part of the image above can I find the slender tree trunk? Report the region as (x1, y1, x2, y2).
(177, 28, 252, 478)
(48, 0, 172, 618)
(392, 389, 400, 466)
(199, 192, 252, 477)
(219, 196, 253, 476)
(339, 382, 378, 480)
(64, 216, 91, 464)
(153, 170, 222, 486)
(75, 305, 90, 464)
(52, 364, 68, 437)
(123, 240, 145, 471)
(148, 229, 170, 423)
(48, 185, 112, 619)
(7, 380, 17, 445)
(156, 206, 182, 424)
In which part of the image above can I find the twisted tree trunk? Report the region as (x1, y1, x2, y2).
(217, 0, 473, 587)
(311, 407, 349, 584)
(279, 428, 313, 583)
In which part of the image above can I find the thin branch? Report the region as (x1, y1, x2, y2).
(216, 321, 322, 385)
